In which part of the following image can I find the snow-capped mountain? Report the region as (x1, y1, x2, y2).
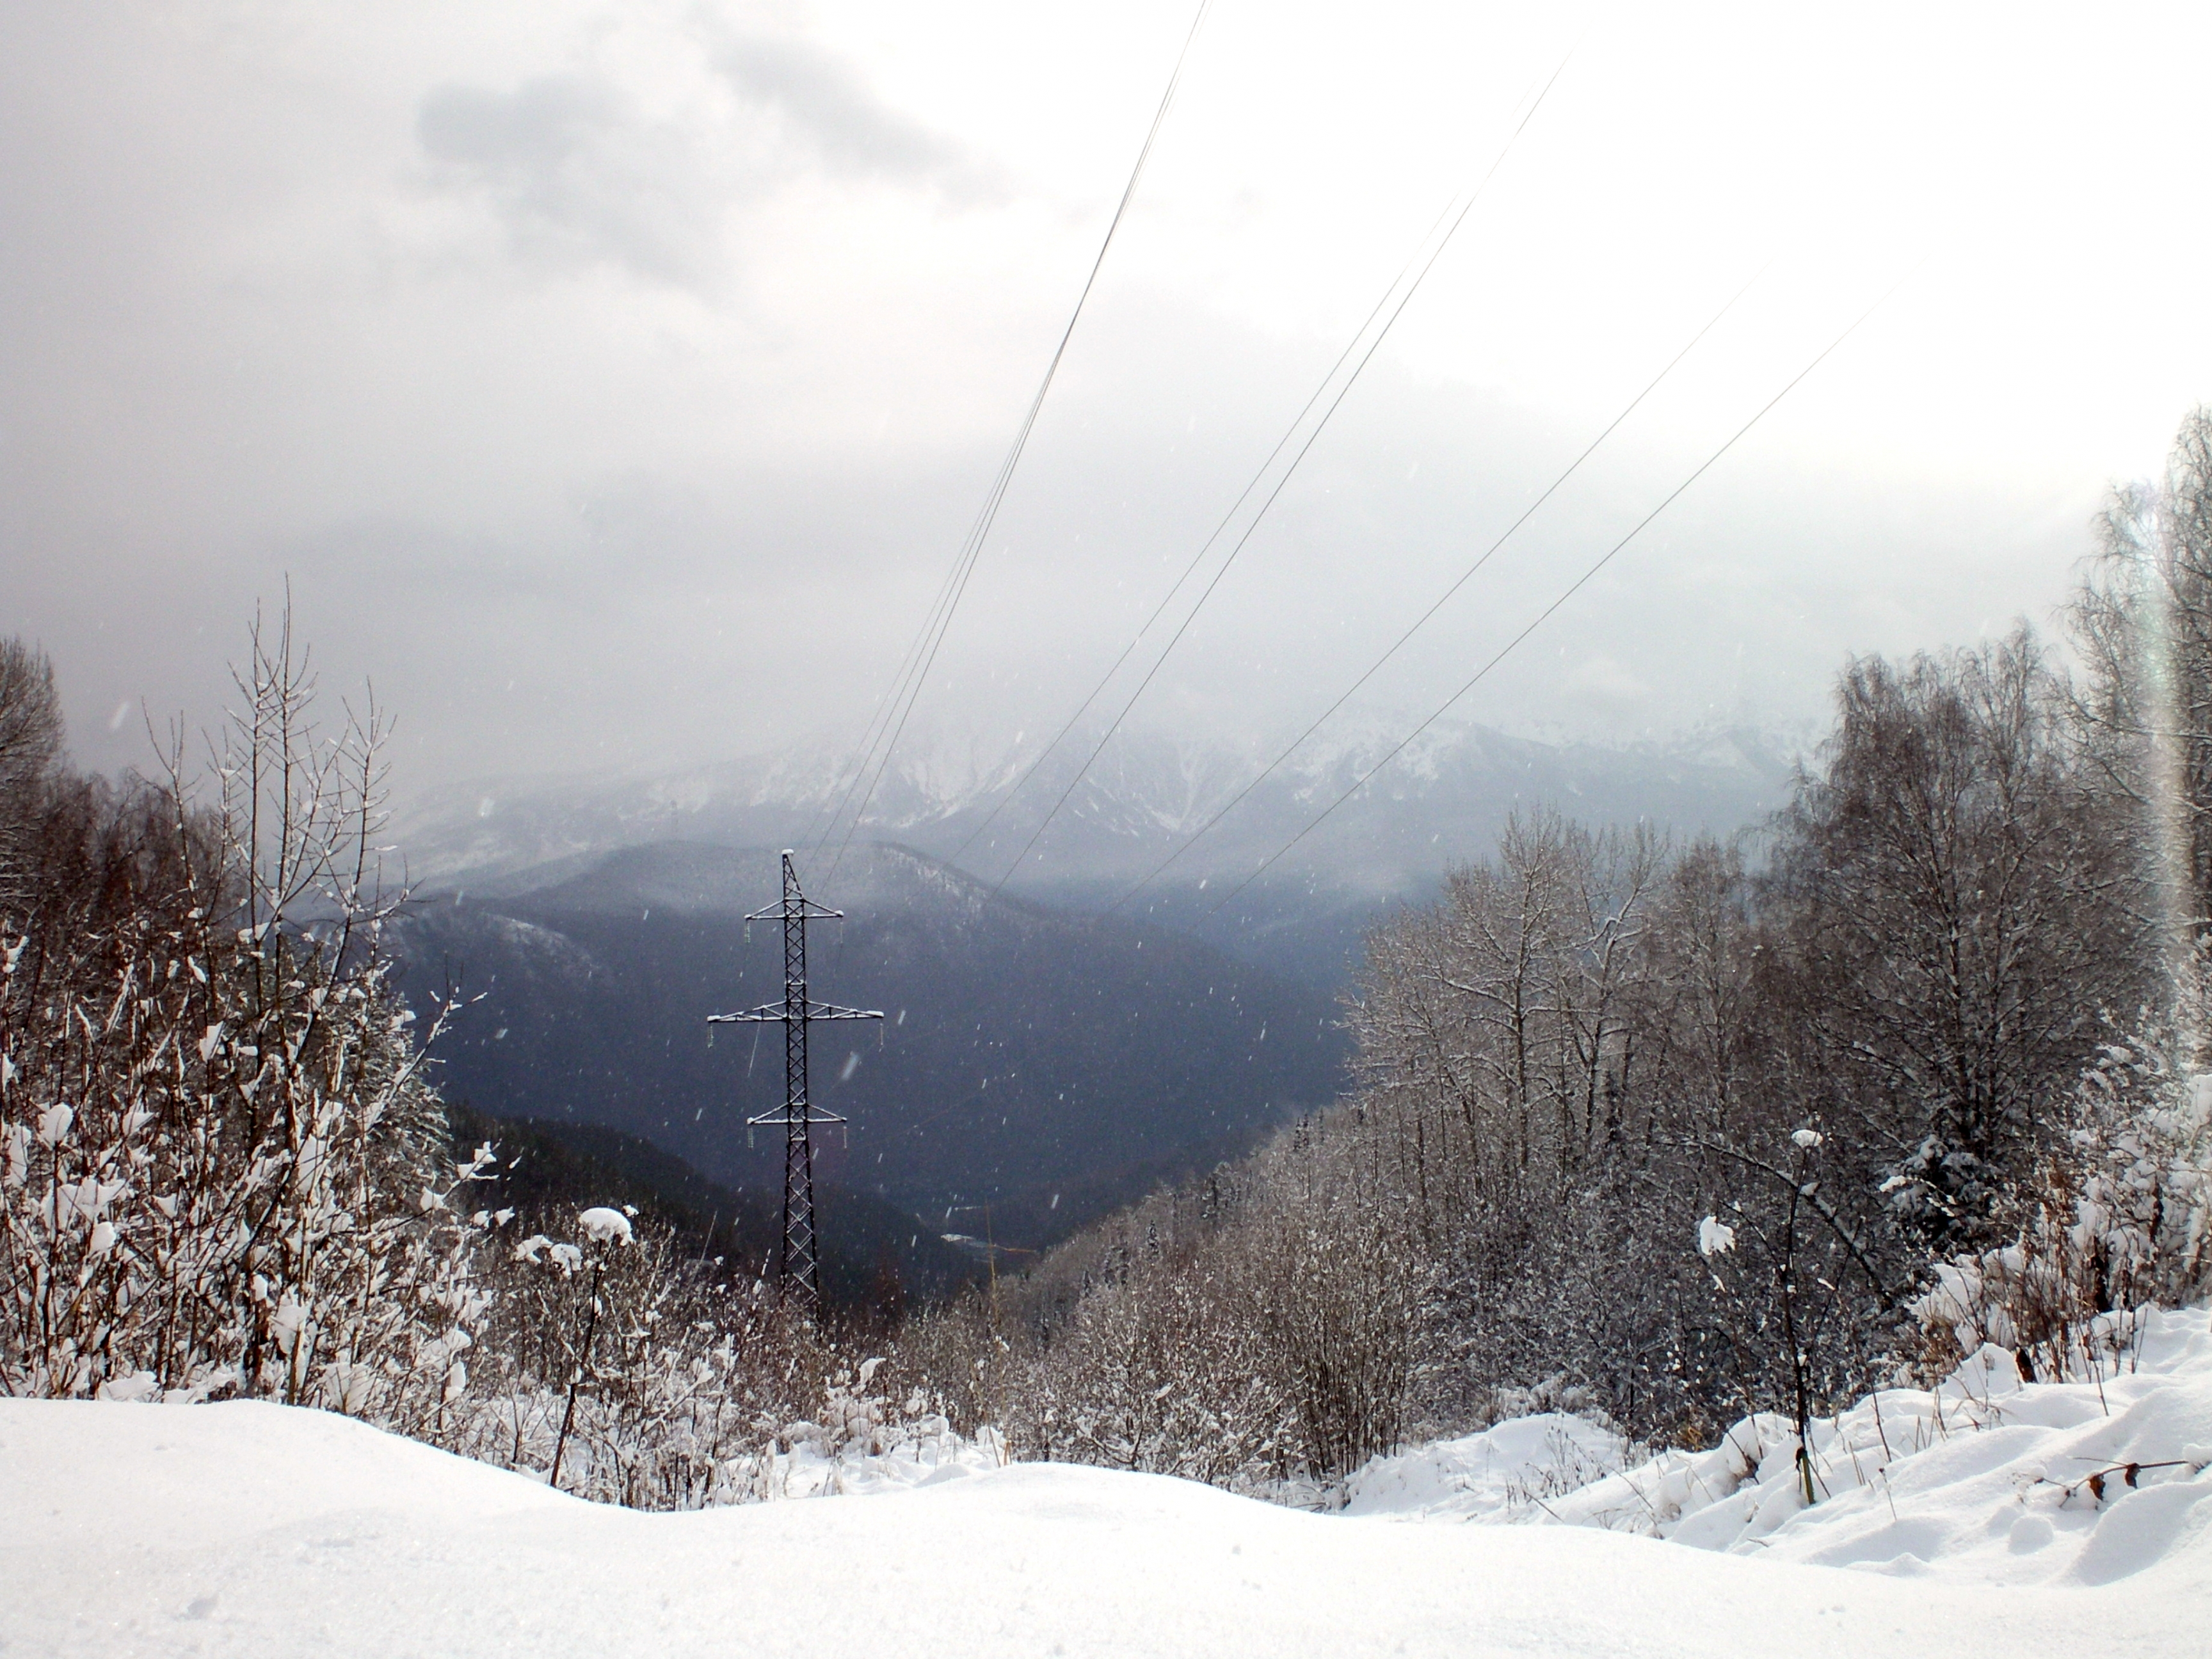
(392, 719, 1800, 982)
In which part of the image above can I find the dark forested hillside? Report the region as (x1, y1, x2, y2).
(392, 842, 1350, 1249)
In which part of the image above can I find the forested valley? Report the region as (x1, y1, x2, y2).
(6, 415, 2212, 1508)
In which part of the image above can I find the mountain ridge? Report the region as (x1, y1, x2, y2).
(392, 719, 1798, 983)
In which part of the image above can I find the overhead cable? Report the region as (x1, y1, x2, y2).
(943, 191, 1477, 873)
(815, 0, 1213, 885)
(1201, 276, 1910, 920)
(983, 53, 1575, 897)
(1105, 265, 1767, 912)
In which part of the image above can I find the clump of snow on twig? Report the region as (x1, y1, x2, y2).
(575, 1207, 634, 1247)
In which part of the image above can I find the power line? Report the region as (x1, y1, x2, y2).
(982, 54, 1574, 897)
(942, 186, 1473, 874)
(804, 436, 1020, 861)
(1104, 266, 1767, 912)
(801, 534, 970, 857)
(803, 483, 986, 852)
(1201, 276, 1909, 921)
(816, 1, 1213, 887)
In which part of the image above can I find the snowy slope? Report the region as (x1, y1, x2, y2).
(1346, 1308, 2212, 1596)
(4, 1370, 2206, 1659)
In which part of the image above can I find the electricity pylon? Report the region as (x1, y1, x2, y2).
(708, 851, 881, 1314)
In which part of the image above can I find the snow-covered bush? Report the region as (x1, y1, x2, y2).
(438, 1201, 997, 1508)
(429, 1201, 822, 1508)
(1018, 1214, 1299, 1486)
(0, 617, 485, 1415)
(1912, 980, 2212, 1384)
(898, 1104, 1434, 1491)
(0, 623, 953, 1514)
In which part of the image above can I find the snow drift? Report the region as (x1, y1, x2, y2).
(4, 1315, 2209, 1658)
(1346, 1307, 2212, 1593)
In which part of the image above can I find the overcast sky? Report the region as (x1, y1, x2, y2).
(7, 1, 2212, 805)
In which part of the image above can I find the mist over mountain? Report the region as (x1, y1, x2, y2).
(385, 722, 1797, 1259)
(394, 719, 1800, 984)
(391, 842, 1348, 1252)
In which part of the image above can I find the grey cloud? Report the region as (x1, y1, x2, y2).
(416, 74, 730, 287)
(417, 74, 620, 177)
(413, 38, 996, 290)
(712, 32, 1002, 202)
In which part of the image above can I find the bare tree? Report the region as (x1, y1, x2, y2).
(2068, 406, 2212, 1025)
(0, 642, 62, 917)
(1767, 628, 2144, 1247)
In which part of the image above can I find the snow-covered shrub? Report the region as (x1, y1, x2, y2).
(437, 1201, 992, 1509)
(1018, 1217, 1299, 1486)
(1912, 985, 2212, 1384)
(0, 616, 485, 1413)
(434, 1202, 822, 1508)
(1244, 1122, 1429, 1479)
(2066, 1025, 2212, 1307)
(436, 1195, 1003, 1510)
(0, 623, 936, 1514)
(899, 1103, 1434, 1491)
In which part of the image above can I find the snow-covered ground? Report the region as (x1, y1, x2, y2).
(4, 1315, 2208, 1658)
(1345, 1308, 2212, 1594)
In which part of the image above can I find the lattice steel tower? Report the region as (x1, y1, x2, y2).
(709, 851, 881, 1313)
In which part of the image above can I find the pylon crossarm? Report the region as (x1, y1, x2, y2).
(743, 897, 844, 924)
(707, 1002, 880, 1023)
(707, 1004, 785, 1025)
(745, 1108, 847, 1127)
